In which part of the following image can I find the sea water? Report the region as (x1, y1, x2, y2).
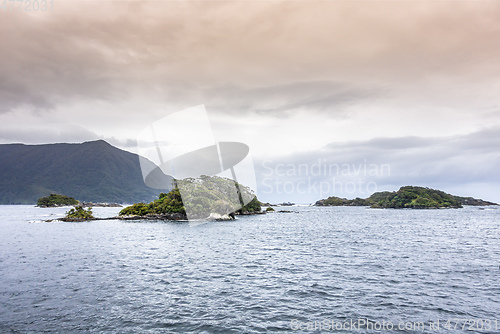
(1, 205, 499, 333)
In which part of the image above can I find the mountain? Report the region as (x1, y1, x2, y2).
(315, 186, 498, 209)
(0, 140, 165, 204)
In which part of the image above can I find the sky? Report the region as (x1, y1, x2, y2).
(1, 0, 500, 203)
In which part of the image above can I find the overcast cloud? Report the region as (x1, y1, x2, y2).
(1, 0, 499, 202)
(254, 127, 500, 203)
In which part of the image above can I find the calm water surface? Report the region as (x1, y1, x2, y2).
(0, 205, 499, 333)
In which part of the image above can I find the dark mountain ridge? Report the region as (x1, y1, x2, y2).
(0, 140, 164, 204)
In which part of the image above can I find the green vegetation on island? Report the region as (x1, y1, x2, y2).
(369, 186, 463, 208)
(37, 194, 79, 207)
(315, 186, 497, 209)
(119, 188, 186, 217)
(65, 206, 95, 219)
(119, 176, 262, 219)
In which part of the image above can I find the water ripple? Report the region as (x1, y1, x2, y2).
(1, 205, 499, 333)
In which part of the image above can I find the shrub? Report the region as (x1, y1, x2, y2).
(65, 206, 94, 219)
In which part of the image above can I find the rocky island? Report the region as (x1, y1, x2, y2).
(36, 194, 122, 208)
(45, 176, 264, 222)
(315, 186, 498, 209)
(36, 194, 79, 207)
(119, 176, 263, 220)
(59, 206, 96, 222)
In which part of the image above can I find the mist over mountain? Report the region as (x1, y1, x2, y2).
(0, 140, 164, 204)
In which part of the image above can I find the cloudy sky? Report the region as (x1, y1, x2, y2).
(1, 0, 500, 203)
